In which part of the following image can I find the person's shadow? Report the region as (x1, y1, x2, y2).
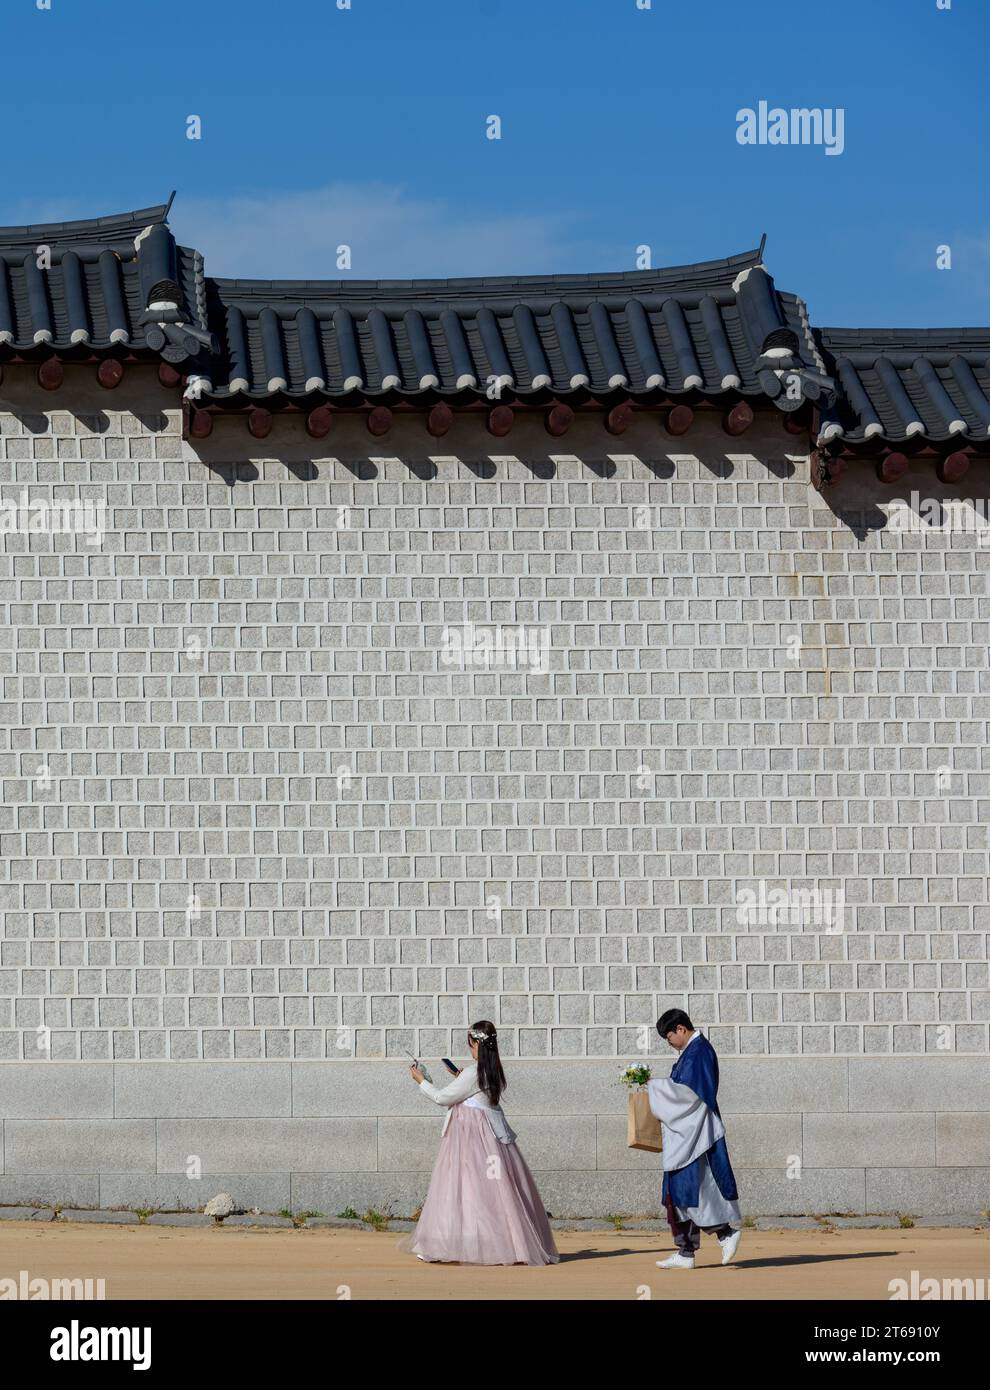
(559, 1248, 901, 1268)
(558, 1247, 646, 1262)
(731, 1250, 902, 1270)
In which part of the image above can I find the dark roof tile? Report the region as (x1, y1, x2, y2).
(0, 198, 209, 359)
(0, 204, 831, 408)
(196, 254, 823, 402)
(28, 200, 990, 452)
(817, 328, 990, 445)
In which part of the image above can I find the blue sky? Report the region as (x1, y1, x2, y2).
(0, 0, 985, 327)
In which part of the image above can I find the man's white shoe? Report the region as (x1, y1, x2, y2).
(719, 1229, 742, 1266)
(656, 1253, 695, 1270)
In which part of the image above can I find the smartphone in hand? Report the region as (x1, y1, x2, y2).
(442, 1058, 461, 1076)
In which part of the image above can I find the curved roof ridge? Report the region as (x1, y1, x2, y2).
(210, 247, 765, 302)
(0, 200, 834, 416)
(0, 200, 174, 249)
(821, 326, 990, 344)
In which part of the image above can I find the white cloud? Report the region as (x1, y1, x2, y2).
(169, 182, 600, 281)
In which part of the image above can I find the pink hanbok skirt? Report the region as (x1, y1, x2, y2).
(403, 1104, 559, 1266)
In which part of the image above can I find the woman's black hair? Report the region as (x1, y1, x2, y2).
(469, 1019, 506, 1107)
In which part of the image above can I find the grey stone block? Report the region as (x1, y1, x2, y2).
(304, 1217, 367, 1229)
(374, 1117, 445, 1171)
(114, 1062, 291, 1118)
(156, 1118, 377, 1174)
(803, 1112, 935, 1168)
(98, 1173, 291, 1213)
(828, 1215, 903, 1229)
(289, 1172, 431, 1219)
(527, 1171, 665, 1220)
(512, 1114, 597, 1170)
(850, 1059, 990, 1113)
(222, 1213, 295, 1228)
(0, 1206, 55, 1221)
(865, 1168, 990, 1215)
(0, 1064, 113, 1118)
(737, 1168, 867, 1216)
(718, 1059, 848, 1114)
(5, 1120, 156, 1174)
(58, 1208, 139, 1225)
(0, 1176, 99, 1208)
(935, 1114, 990, 1166)
(913, 1213, 989, 1228)
(753, 1216, 821, 1230)
(717, 1113, 802, 1169)
(145, 1212, 215, 1226)
(291, 1061, 418, 1117)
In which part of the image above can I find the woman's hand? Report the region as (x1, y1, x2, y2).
(410, 1066, 424, 1084)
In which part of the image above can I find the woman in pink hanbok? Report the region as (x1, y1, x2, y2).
(405, 1021, 559, 1266)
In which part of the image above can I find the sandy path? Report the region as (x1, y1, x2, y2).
(2, 1222, 988, 1300)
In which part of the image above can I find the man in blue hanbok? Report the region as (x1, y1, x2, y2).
(647, 1009, 742, 1269)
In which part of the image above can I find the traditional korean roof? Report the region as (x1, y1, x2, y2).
(816, 328, 990, 447)
(0, 198, 213, 364)
(201, 249, 829, 406)
(0, 200, 830, 414)
(3, 197, 988, 460)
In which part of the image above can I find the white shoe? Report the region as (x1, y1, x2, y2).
(719, 1229, 742, 1266)
(656, 1253, 695, 1269)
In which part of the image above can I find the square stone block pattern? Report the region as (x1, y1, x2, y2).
(0, 400, 989, 1218)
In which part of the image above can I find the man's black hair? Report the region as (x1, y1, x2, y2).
(656, 1009, 694, 1039)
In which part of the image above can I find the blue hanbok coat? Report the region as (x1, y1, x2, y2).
(648, 1032, 739, 1213)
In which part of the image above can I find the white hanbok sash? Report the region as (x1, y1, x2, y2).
(461, 1094, 518, 1145)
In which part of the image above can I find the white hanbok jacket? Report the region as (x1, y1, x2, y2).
(418, 1062, 518, 1145)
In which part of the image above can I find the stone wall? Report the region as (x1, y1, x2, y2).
(0, 366, 987, 1214)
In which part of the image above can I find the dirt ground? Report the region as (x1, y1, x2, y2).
(1, 1221, 988, 1300)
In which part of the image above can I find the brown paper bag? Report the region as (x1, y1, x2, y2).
(627, 1088, 662, 1152)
